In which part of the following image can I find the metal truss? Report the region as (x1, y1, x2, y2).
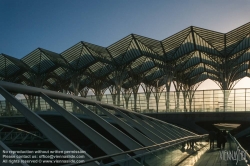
(0, 81, 202, 165)
(0, 22, 250, 93)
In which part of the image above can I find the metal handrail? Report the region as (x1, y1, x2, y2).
(0, 81, 197, 136)
(65, 134, 208, 166)
(0, 124, 44, 140)
(229, 133, 250, 164)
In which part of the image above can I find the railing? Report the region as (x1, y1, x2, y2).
(0, 80, 204, 166)
(1, 88, 250, 114)
(229, 133, 250, 165)
(0, 124, 46, 144)
(65, 134, 208, 166)
(86, 89, 250, 113)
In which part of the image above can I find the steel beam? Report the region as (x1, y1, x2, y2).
(0, 87, 83, 150)
(157, 121, 184, 137)
(40, 93, 138, 165)
(113, 108, 163, 144)
(151, 121, 179, 139)
(94, 104, 158, 149)
(128, 112, 166, 143)
(71, 99, 148, 155)
(140, 116, 173, 141)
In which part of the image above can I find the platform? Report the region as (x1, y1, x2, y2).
(192, 138, 248, 166)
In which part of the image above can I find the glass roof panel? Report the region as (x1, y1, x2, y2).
(107, 35, 133, 59)
(122, 39, 141, 64)
(21, 49, 56, 74)
(173, 33, 195, 59)
(40, 48, 69, 68)
(1, 23, 249, 90)
(53, 67, 70, 80)
(162, 27, 190, 59)
(76, 47, 95, 69)
(136, 39, 159, 59)
(226, 22, 250, 54)
(236, 49, 250, 64)
(194, 33, 220, 56)
(0, 54, 20, 78)
(230, 34, 250, 55)
(134, 34, 163, 56)
(61, 42, 82, 63)
(182, 52, 200, 70)
(83, 42, 112, 62)
(193, 27, 224, 53)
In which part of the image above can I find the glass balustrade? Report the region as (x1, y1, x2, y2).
(0, 89, 250, 115)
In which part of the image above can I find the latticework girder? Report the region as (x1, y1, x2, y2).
(1, 22, 250, 92)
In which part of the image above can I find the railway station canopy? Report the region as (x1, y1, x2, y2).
(1, 22, 250, 94)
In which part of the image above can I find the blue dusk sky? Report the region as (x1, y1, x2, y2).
(0, 0, 250, 92)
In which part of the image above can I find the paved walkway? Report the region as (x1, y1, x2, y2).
(139, 139, 248, 166)
(192, 139, 248, 166)
(143, 141, 208, 166)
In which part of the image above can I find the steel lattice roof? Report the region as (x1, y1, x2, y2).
(1, 22, 250, 91)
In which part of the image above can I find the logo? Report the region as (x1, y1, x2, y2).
(219, 146, 247, 165)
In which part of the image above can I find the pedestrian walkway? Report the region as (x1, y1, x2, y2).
(193, 138, 248, 166)
(143, 141, 208, 166)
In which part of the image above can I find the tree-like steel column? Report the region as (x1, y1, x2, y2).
(112, 69, 127, 106)
(173, 80, 182, 112)
(108, 85, 117, 105)
(162, 63, 174, 112)
(122, 88, 132, 109)
(141, 83, 152, 112)
(132, 85, 140, 112)
(79, 87, 89, 98)
(70, 75, 81, 112)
